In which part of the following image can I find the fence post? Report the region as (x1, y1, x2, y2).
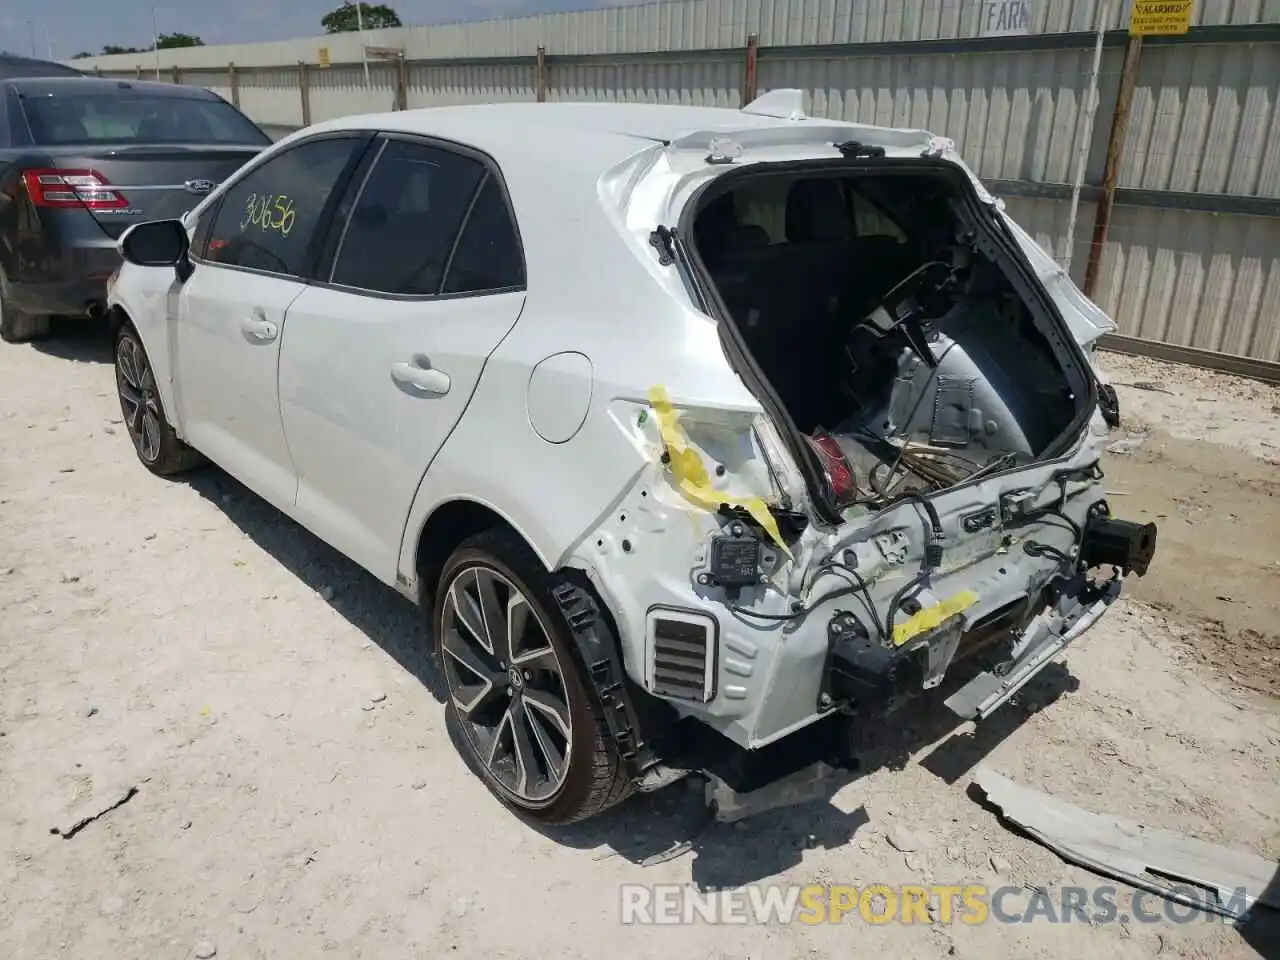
(395, 54, 409, 111)
(742, 33, 760, 106)
(535, 45, 547, 102)
(299, 62, 312, 127)
(1083, 35, 1143, 299)
(135, 64, 142, 80)
(171, 65, 181, 85)
(229, 62, 239, 108)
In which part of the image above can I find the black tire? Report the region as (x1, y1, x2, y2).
(434, 528, 633, 825)
(0, 292, 52, 344)
(114, 322, 205, 476)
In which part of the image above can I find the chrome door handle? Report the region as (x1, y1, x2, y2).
(390, 359, 450, 395)
(240, 315, 278, 342)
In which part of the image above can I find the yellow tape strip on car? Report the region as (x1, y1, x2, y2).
(892, 590, 979, 647)
(647, 386, 792, 559)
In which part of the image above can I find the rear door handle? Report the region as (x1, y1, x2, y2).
(240, 313, 278, 342)
(390, 359, 450, 396)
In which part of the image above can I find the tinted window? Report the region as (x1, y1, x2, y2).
(205, 137, 359, 277)
(331, 139, 484, 296)
(442, 177, 524, 294)
(20, 91, 268, 146)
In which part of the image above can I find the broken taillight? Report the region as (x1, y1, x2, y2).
(21, 168, 129, 209)
(807, 431, 859, 504)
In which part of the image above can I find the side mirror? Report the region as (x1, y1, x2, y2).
(119, 219, 190, 268)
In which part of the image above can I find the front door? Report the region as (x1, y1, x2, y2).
(278, 136, 528, 582)
(173, 134, 367, 511)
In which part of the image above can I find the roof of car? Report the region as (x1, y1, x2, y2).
(0, 53, 84, 80)
(5, 75, 221, 99)
(303, 101, 820, 171)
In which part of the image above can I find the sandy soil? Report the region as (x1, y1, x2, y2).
(1, 330, 1277, 960)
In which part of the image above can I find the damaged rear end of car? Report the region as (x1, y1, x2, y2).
(570, 100, 1158, 812)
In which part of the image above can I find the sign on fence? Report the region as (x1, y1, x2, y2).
(979, 0, 1033, 37)
(1129, 0, 1195, 35)
(317, 46, 331, 68)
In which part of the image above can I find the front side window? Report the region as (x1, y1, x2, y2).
(204, 137, 360, 277)
(21, 92, 268, 146)
(331, 139, 485, 296)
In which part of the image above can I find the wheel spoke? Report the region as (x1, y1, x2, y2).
(522, 688, 571, 741)
(118, 342, 140, 389)
(141, 408, 161, 460)
(506, 592, 531, 665)
(523, 697, 568, 782)
(441, 625, 501, 687)
(449, 578, 492, 655)
(508, 701, 540, 796)
(473, 570, 506, 661)
(139, 363, 156, 393)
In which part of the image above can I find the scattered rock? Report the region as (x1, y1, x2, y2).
(904, 851, 928, 872)
(410, 780, 427, 790)
(220, 494, 232, 504)
(945, 844, 963, 861)
(1106, 433, 1147, 455)
(885, 825, 924, 853)
(60, 574, 80, 584)
(86, 706, 98, 718)
(319, 585, 335, 601)
(989, 853, 1012, 876)
(194, 939, 217, 959)
(181, 820, 193, 830)
(451, 897, 471, 918)
(58, 466, 76, 474)
(370, 693, 387, 704)
(102, 425, 115, 435)
(144, 533, 157, 541)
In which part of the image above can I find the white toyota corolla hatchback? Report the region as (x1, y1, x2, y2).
(106, 94, 1156, 825)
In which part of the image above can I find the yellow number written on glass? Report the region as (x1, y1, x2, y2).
(238, 193, 297, 237)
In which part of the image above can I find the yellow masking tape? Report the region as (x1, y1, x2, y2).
(892, 590, 979, 647)
(647, 386, 792, 560)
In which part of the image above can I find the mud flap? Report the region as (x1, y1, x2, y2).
(945, 575, 1123, 721)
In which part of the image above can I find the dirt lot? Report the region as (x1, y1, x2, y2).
(1, 331, 1277, 959)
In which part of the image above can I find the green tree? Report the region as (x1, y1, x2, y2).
(72, 51, 95, 59)
(321, 2, 402, 33)
(156, 33, 204, 49)
(101, 44, 146, 55)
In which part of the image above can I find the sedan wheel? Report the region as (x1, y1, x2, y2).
(433, 529, 634, 824)
(441, 566, 574, 805)
(116, 333, 163, 464)
(112, 323, 204, 476)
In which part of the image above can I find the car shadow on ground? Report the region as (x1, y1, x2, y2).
(183, 466, 447, 703)
(534, 662, 1076, 889)
(30, 318, 114, 363)
(183, 461, 1076, 890)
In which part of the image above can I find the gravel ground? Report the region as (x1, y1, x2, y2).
(1, 329, 1276, 960)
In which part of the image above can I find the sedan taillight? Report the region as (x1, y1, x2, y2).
(21, 168, 129, 209)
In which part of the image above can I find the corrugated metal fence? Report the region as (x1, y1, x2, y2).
(71, 0, 1280, 378)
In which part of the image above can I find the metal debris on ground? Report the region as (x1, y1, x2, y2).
(51, 784, 138, 839)
(973, 766, 1279, 919)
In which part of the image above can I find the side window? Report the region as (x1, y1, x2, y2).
(204, 137, 360, 277)
(441, 176, 524, 294)
(331, 139, 485, 296)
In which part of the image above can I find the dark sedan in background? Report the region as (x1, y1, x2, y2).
(0, 73, 270, 342)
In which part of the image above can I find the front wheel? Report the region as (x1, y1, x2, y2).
(114, 323, 204, 476)
(433, 529, 633, 824)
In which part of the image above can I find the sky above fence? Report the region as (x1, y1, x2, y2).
(0, 0, 649, 60)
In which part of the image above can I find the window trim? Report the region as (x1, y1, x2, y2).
(189, 130, 375, 284)
(312, 130, 527, 303)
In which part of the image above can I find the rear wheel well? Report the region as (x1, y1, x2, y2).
(106, 304, 129, 338)
(415, 501, 537, 606)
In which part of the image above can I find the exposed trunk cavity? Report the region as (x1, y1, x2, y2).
(686, 160, 1094, 517)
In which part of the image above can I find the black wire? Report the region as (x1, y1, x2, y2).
(818, 562, 882, 637)
(729, 578, 874, 625)
(884, 571, 929, 643)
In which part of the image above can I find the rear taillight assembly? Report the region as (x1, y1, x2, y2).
(807, 430, 859, 505)
(21, 168, 128, 209)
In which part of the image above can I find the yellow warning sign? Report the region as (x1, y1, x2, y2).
(317, 46, 331, 68)
(1129, 0, 1194, 36)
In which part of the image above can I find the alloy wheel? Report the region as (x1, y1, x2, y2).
(440, 566, 574, 805)
(116, 334, 162, 464)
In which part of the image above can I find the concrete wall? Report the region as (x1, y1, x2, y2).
(69, 0, 1280, 370)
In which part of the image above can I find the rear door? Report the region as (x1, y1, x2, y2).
(278, 135, 527, 583)
(14, 84, 267, 236)
(174, 133, 368, 512)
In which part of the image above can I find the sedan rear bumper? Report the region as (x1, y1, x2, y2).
(5, 239, 120, 318)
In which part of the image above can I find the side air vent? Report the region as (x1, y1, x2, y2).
(645, 607, 717, 703)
